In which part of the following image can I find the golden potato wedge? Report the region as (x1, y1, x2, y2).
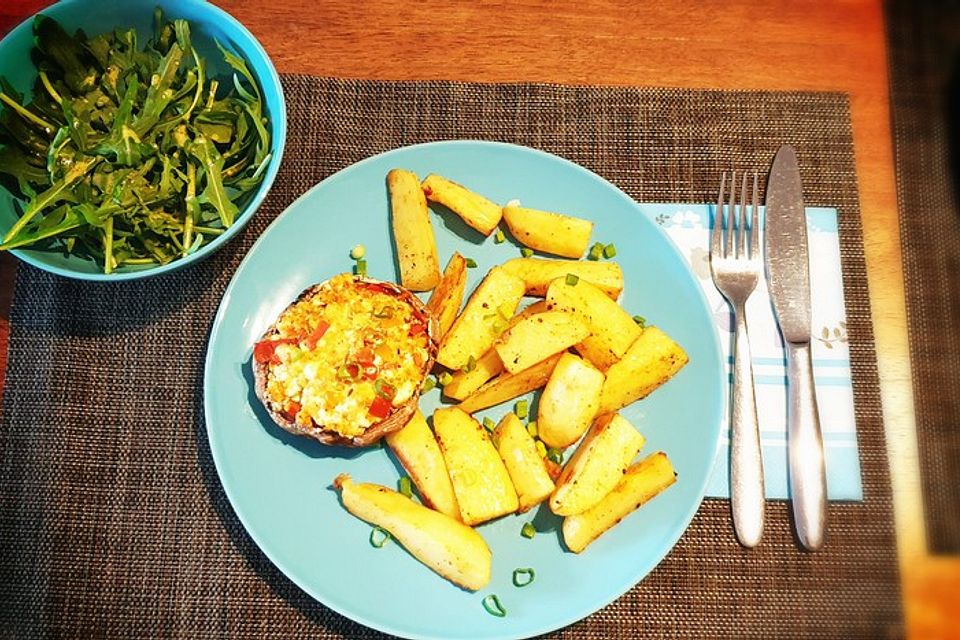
(422, 174, 502, 236)
(549, 413, 646, 516)
(502, 205, 593, 258)
(426, 252, 468, 339)
(598, 325, 689, 414)
(546, 277, 641, 370)
(458, 352, 562, 414)
(436, 266, 525, 370)
(494, 311, 591, 374)
(388, 169, 441, 291)
(333, 474, 491, 590)
(385, 410, 461, 520)
(538, 353, 605, 448)
(562, 451, 677, 553)
(433, 407, 519, 525)
(501, 257, 624, 299)
(441, 301, 551, 401)
(494, 413, 556, 512)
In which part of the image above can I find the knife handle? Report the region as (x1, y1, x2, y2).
(730, 303, 764, 547)
(785, 341, 827, 550)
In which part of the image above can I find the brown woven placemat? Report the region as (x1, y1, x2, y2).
(886, 0, 960, 554)
(0, 76, 902, 639)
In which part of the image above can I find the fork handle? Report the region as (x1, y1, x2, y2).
(785, 341, 827, 551)
(730, 303, 764, 547)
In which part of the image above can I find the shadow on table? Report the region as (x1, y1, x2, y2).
(191, 363, 392, 639)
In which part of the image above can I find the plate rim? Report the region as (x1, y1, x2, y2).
(203, 139, 725, 640)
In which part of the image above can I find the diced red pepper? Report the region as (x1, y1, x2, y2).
(355, 347, 376, 364)
(253, 338, 298, 364)
(283, 401, 302, 421)
(303, 320, 330, 350)
(408, 322, 426, 337)
(368, 396, 393, 419)
(422, 185, 432, 197)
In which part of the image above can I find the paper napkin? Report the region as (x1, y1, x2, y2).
(640, 204, 863, 501)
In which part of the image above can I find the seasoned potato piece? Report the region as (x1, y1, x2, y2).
(385, 410, 461, 520)
(458, 353, 562, 414)
(422, 174, 502, 236)
(436, 267, 525, 370)
(433, 407, 519, 525)
(562, 452, 677, 553)
(501, 257, 623, 299)
(426, 252, 468, 339)
(598, 326, 689, 414)
(388, 169, 441, 291)
(442, 301, 550, 401)
(494, 311, 590, 374)
(549, 413, 646, 516)
(333, 474, 491, 590)
(494, 413, 556, 512)
(538, 353, 605, 448)
(502, 205, 593, 258)
(546, 277, 641, 370)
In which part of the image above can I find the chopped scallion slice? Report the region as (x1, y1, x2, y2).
(355, 259, 368, 277)
(588, 242, 604, 261)
(512, 568, 535, 587)
(603, 243, 617, 258)
(421, 377, 437, 393)
(521, 522, 536, 539)
(462, 355, 477, 373)
(515, 399, 529, 419)
(535, 439, 547, 458)
(633, 315, 647, 327)
(398, 476, 413, 498)
(526, 420, 538, 438)
(565, 273, 579, 286)
(374, 378, 396, 399)
(520, 247, 533, 257)
(350, 244, 366, 260)
(438, 371, 453, 386)
(482, 416, 496, 432)
(370, 526, 389, 548)
(465, 257, 478, 268)
(482, 594, 506, 617)
(547, 447, 564, 464)
(494, 229, 506, 244)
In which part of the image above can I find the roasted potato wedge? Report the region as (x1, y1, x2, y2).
(442, 301, 550, 401)
(598, 325, 689, 414)
(333, 474, 491, 590)
(562, 451, 677, 553)
(538, 352, 605, 448)
(494, 413, 556, 512)
(426, 252, 468, 339)
(385, 410, 461, 520)
(494, 311, 590, 374)
(501, 257, 623, 299)
(546, 277, 641, 370)
(549, 413, 646, 516)
(458, 352, 562, 414)
(422, 174, 502, 236)
(436, 266, 525, 370)
(388, 169, 441, 291)
(502, 205, 593, 258)
(433, 407, 519, 525)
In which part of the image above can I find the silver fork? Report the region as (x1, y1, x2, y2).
(710, 171, 765, 548)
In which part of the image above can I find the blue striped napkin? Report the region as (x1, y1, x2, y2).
(640, 204, 862, 501)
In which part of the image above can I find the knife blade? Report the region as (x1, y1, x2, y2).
(764, 145, 827, 551)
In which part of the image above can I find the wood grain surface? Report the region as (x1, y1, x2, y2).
(1, 1, 957, 638)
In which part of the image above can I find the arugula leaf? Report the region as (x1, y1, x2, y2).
(189, 135, 238, 227)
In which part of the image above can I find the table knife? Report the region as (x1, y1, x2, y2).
(764, 145, 827, 551)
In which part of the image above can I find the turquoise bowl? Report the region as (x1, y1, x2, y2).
(0, 0, 286, 280)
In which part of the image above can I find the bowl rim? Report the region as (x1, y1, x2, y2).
(0, 0, 288, 281)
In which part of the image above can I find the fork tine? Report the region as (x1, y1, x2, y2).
(736, 172, 748, 257)
(749, 171, 759, 259)
(712, 172, 725, 257)
(725, 170, 736, 256)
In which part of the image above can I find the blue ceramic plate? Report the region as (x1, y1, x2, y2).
(205, 141, 723, 639)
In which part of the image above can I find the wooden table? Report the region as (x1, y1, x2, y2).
(1, 1, 956, 637)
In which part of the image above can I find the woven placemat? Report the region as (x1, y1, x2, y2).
(0, 76, 902, 639)
(886, 0, 960, 554)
